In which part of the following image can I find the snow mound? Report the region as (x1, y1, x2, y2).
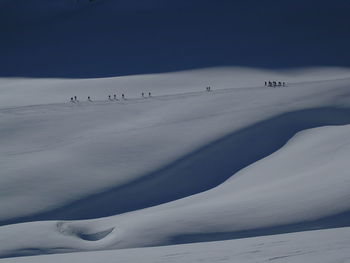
(1, 123, 350, 258)
(2, 107, 350, 227)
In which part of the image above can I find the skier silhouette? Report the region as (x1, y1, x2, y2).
(142, 92, 144, 97)
(122, 94, 125, 99)
(74, 96, 77, 101)
(148, 92, 151, 97)
(70, 97, 74, 102)
(88, 96, 91, 101)
(114, 94, 117, 100)
(108, 95, 112, 100)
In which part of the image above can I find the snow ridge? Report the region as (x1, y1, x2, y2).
(1, 107, 350, 227)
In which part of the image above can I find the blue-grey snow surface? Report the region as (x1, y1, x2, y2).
(0, 67, 350, 262)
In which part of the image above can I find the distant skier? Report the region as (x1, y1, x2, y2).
(265, 81, 267, 86)
(88, 96, 92, 101)
(122, 94, 125, 99)
(114, 94, 117, 100)
(278, 81, 282, 87)
(70, 97, 74, 102)
(283, 82, 286, 87)
(142, 92, 144, 97)
(74, 96, 77, 101)
(148, 92, 151, 97)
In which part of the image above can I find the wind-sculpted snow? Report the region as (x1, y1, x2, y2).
(1, 123, 350, 258)
(56, 222, 115, 242)
(1, 107, 350, 228)
(1, 69, 350, 226)
(1, 68, 350, 259)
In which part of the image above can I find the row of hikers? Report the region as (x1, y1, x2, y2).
(265, 81, 286, 87)
(69, 82, 286, 102)
(69, 86, 214, 102)
(70, 92, 152, 102)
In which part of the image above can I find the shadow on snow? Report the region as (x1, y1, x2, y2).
(2, 107, 350, 228)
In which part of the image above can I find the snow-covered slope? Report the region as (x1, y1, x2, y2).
(1, 67, 350, 224)
(0, 67, 350, 260)
(1, 67, 350, 108)
(1, 119, 350, 257)
(2, 0, 350, 261)
(2, 227, 350, 263)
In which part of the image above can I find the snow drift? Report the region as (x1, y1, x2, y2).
(1, 121, 350, 258)
(0, 67, 350, 259)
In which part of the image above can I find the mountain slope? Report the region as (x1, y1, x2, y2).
(0, 68, 350, 258)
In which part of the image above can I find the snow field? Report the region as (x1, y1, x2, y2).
(0, 67, 350, 259)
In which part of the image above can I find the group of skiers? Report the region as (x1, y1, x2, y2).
(70, 92, 152, 103)
(206, 86, 212, 92)
(265, 81, 286, 87)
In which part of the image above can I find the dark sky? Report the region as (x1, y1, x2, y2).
(0, 0, 349, 78)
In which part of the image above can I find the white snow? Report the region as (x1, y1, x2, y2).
(1, 67, 350, 108)
(1, 227, 350, 263)
(1, 67, 350, 261)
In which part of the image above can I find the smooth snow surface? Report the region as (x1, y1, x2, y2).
(1, 67, 350, 261)
(2, 227, 350, 263)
